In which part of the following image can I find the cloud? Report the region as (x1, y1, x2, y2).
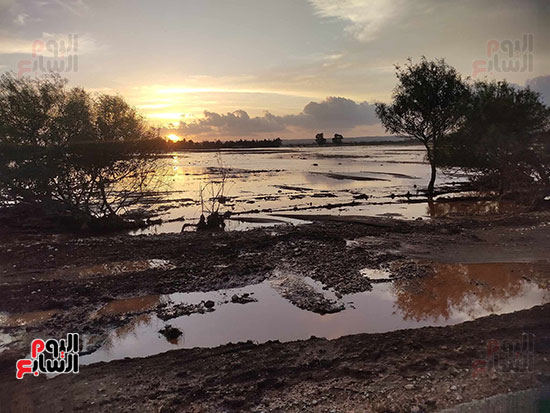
(13, 13, 28, 26)
(526, 75, 550, 105)
(308, 0, 407, 41)
(0, 0, 88, 31)
(287, 96, 378, 128)
(178, 110, 287, 136)
(0, 0, 15, 13)
(42, 0, 89, 16)
(176, 96, 379, 138)
(0, 36, 29, 54)
(0, 33, 100, 56)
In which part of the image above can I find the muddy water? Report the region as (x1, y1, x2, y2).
(0, 309, 59, 328)
(392, 261, 550, 322)
(130, 145, 465, 235)
(80, 261, 550, 365)
(93, 295, 163, 318)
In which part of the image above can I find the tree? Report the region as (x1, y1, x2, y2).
(332, 133, 343, 145)
(0, 72, 160, 230)
(315, 132, 326, 146)
(440, 80, 550, 201)
(375, 58, 470, 196)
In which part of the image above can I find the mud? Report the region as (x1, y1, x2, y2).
(1, 208, 550, 412)
(1, 304, 549, 412)
(269, 271, 346, 314)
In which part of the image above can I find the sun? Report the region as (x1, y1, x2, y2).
(166, 134, 182, 143)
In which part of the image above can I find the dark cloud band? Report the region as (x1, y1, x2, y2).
(177, 96, 378, 137)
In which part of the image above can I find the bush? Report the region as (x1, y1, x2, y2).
(0, 73, 161, 228)
(439, 80, 550, 202)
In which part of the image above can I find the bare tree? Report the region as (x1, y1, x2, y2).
(196, 154, 228, 231)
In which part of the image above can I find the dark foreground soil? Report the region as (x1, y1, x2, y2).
(1, 208, 550, 412)
(1, 305, 549, 412)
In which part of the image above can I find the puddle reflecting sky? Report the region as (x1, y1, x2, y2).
(130, 145, 461, 234)
(81, 261, 550, 365)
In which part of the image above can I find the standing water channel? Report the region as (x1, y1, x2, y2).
(80, 261, 550, 364)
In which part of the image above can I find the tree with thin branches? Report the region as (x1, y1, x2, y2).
(376, 58, 470, 197)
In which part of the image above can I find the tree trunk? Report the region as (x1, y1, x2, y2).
(98, 180, 115, 216)
(427, 160, 437, 198)
(425, 142, 437, 198)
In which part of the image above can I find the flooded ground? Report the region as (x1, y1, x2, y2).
(130, 144, 467, 234)
(79, 260, 550, 365)
(2, 204, 550, 412)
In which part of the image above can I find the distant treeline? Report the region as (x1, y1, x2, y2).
(162, 137, 283, 150)
(157, 137, 415, 150)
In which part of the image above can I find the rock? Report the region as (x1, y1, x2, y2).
(270, 273, 345, 314)
(204, 300, 215, 309)
(404, 384, 415, 390)
(450, 385, 457, 391)
(156, 302, 204, 320)
(159, 325, 182, 340)
(231, 293, 257, 304)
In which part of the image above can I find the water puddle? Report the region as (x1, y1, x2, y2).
(52, 259, 175, 279)
(0, 332, 17, 354)
(124, 145, 472, 234)
(0, 309, 59, 328)
(395, 261, 550, 321)
(93, 295, 163, 318)
(131, 214, 310, 235)
(80, 261, 549, 365)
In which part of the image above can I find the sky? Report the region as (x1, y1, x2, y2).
(0, 0, 549, 140)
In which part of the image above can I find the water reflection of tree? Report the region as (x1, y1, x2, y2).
(391, 262, 550, 322)
(101, 313, 155, 352)
(100, 297, 185, 352)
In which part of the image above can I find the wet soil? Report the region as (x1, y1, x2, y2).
(1, 208, 550, 412)
(1, 304, 549, 412)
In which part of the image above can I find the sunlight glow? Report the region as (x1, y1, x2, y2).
(166, 134, 183, 143)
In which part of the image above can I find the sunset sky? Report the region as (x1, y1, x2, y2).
(1, 0, 549, 139)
